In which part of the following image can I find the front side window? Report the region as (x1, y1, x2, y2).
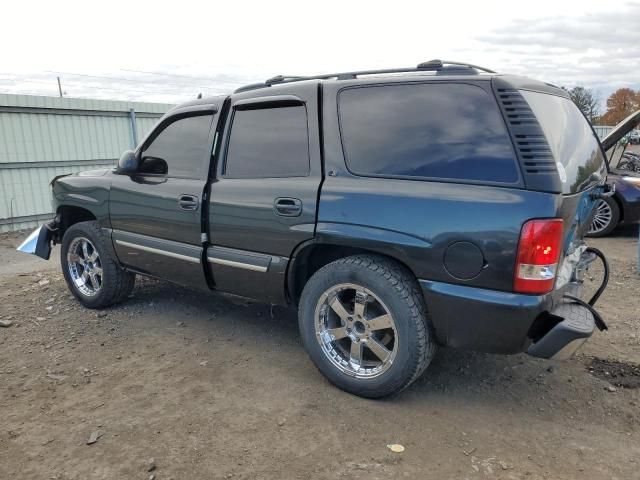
(140, 114, 213, 178)
(224, 106, 309, 178)
(338, 83, 519, 183)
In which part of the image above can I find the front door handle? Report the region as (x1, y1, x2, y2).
(274, 197, 302, 217)
(178, 194, 199, 211)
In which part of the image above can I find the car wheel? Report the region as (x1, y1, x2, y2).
(298, 254, 436, 398)
(61, 221, 135, 308)
(587, 197, 620, 237)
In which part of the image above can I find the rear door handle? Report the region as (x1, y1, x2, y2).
(178, 194, 199, 211)
(274, 197, 302, 217)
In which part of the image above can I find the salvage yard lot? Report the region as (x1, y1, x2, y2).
(1, 229, 639, 480)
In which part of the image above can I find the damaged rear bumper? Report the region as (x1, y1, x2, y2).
(16, 219, 58, 260)
(526, 301, 595, 360)
(418, 247, 608, 360)
(527, 247, 609, 360)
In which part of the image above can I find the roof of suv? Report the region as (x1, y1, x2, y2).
(176, 60, 567, 110)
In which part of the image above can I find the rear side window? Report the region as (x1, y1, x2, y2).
(140, 114, 213, 178)
(520, 90, 606, 194)
(224, 106, 309, 178)
(338, 83, 519, 183)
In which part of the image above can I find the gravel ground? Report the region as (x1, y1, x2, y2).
(0, 227, 639, 480)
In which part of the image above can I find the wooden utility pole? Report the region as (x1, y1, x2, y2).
(57, 77, 63, 97)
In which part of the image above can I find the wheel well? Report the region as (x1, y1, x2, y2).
(56, 206, 96, 240)
(288, 244, 415, 305)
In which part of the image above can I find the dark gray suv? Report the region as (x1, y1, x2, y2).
(19, 60, 611, 398)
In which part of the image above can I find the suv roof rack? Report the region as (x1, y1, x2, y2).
(234, 60, 496, 93)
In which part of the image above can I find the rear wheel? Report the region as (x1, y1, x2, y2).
(298, 255, 436, 398)
(588, 197, 620, 237)
(61, 221, 135, 308)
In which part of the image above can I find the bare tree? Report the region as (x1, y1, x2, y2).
(567, 86, 600, 123)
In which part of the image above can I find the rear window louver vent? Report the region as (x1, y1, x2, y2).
(515, 135, 557, 173)
(492, 81, 561, 192)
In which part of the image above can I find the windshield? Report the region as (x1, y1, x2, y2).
(520, 90, 606, 194)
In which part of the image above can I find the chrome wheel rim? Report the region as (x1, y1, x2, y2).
(314, 283, 398, 379)
(67, 237, 103, 297)
(589, 200, 612, 234)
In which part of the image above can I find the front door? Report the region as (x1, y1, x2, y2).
(207, 86, 322, 303)
(110, 111, 216, 289)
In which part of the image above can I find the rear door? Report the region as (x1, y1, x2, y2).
(110, 108, 217, 289)
(207, 84, 322, 303)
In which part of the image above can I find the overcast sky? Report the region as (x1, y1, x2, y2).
(1, 0, 638, 108)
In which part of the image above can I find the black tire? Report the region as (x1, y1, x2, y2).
(60, 221, 135, 309)
(298, 254, 436, 398)
(587, 197, 620, 238)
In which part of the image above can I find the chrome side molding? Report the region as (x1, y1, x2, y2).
(114, 239, 201, 264)
(207, 256, 268, 272)
(206, 245, 276, 273)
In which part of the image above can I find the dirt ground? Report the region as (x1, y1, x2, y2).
(1, 227, 639, 480)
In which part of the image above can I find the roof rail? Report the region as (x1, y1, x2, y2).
(234, 60, 496, 93)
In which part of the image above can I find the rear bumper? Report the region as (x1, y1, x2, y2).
(525, 301, 594, 360)
(419, 279, 597, 358)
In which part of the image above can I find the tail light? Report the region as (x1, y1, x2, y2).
(514, 219, 563, 294)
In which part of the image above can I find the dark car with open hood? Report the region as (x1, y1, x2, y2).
(19, 60, 612, 398)
(588, 110, 640, 237)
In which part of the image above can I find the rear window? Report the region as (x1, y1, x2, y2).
(520, 90, 606, 194)
(338, 83, 519, 184)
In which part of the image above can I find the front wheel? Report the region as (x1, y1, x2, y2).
(61, 221, 135, 308)
(587, 197, 620, 237)
(298, 255, 436, 398)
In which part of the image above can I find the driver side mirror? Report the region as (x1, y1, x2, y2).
(116, 150, 139, 174)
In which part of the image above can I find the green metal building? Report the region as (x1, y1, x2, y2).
(0, 94, 173, 232)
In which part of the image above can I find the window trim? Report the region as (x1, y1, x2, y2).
(233, 94, 304, 111)
(221, 104, 311, 179)
(336, 81, 523, 188)
(136, 111, 216, 181)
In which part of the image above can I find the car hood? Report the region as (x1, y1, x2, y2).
(50, 168, 111, 186)
(601, 110, 640, 151)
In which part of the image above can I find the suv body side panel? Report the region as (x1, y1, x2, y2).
(316, 176, 559, 292)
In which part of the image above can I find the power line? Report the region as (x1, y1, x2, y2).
(45, 70, 222, 90)
(0, 77, 171, 96)
(121, 68, 250, 84)
(0, 74, 234, 101)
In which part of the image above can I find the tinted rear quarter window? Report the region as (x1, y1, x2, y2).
(520, 90, 606, 194)
(338, 83, 519, 183)
(224, 106, 309, 178)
